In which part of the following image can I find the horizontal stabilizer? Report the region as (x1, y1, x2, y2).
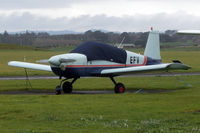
(8, 61, 52, 71)
(167, 63, 191, 70)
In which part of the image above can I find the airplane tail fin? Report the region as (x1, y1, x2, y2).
(144, 31, 161, 61)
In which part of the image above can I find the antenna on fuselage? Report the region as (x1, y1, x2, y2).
(117, 36, 125, 49)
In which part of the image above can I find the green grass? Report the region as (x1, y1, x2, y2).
(0, 43, 36, 50)
(161, 41, 183, 47)
(160, 41, 196, 47)
(0, 44, 200, 132)
(0, 76, 200, 132)
(47, 45, 76, 51)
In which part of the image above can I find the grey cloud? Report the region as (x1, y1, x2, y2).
(1, 12, 200, 32)
(0, 0, 200, 9)
(0, 0, 79, 9)
(0, 0, 142, 9)
(0, 0, 113, 9)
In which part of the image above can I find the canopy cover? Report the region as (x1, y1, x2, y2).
(70, 41, 127, 64)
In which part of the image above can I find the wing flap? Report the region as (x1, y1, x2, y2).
(101, 63, 190, 75)
(8, 61, 52, 72)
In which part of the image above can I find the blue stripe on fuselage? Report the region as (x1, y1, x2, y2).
(51, 66, 124, 78)
(51, 57, 161, 78)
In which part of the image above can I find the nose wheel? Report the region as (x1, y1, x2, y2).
(56, 77, 78, 95)
(110, 77, 126, 93)
(56, 85, 62, 95)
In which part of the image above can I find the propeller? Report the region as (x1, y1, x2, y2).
(36, 59, 49, 63)
(37, 55, 76, 71)
(48, 55, 76, 66)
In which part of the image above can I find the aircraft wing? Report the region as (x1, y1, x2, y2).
(177, 30, 200, 35)
(101, 63, 190, 75)
(8, 61, 52, 72)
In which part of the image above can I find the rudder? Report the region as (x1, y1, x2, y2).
(144, 31, 161, 61)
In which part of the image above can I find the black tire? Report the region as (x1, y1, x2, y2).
(56, 85, 62, 95)
(114, 83, 125, 93)
(62, 81, 73, 93)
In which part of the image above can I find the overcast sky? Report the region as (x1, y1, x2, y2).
(1, 0, 200, 32)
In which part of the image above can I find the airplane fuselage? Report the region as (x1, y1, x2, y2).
(8, 32, 190, 94)
(50, 50, 161, 79)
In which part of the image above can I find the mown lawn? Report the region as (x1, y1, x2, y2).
(0, 42, 200, 133)
(0, 76, 199, 133)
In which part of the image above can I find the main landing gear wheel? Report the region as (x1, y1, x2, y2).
(115, 83, 125, 93)
(62, 81, 72, 93)
(110, 77, 126, 94)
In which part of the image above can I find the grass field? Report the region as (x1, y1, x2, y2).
(0, 44, 200, 132)
(0, 76, 199, 133)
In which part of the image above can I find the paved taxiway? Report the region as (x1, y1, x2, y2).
(0, 89, 175, 95)
(0, 72, 200, 80)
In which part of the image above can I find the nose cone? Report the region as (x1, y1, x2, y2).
(49, 56, 60, 66)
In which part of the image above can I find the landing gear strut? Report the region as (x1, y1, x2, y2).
(56, 77, 79, 95)
(110, 76, 125, 93)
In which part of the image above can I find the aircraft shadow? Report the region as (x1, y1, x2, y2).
(0, 89, 177, 95)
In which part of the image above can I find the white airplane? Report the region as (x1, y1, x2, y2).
(8, 30, 190, 94)
(177, 30, 200, 35)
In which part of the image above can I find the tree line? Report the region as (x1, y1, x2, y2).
(0, 30, 199, 48)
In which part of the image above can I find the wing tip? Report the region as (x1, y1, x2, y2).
(8, 61, 52, 72)
(8, 61, 16, 66)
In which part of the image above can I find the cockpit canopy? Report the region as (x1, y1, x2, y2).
(70, 41, 127, 64)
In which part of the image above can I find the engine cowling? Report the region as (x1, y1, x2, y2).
(49, 53, 87, 70)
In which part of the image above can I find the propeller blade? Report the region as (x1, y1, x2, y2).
(36, 59, 49, 63)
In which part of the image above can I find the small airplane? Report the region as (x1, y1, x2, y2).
(177, 30, 200, 35)
(8, 30, 191, 94)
